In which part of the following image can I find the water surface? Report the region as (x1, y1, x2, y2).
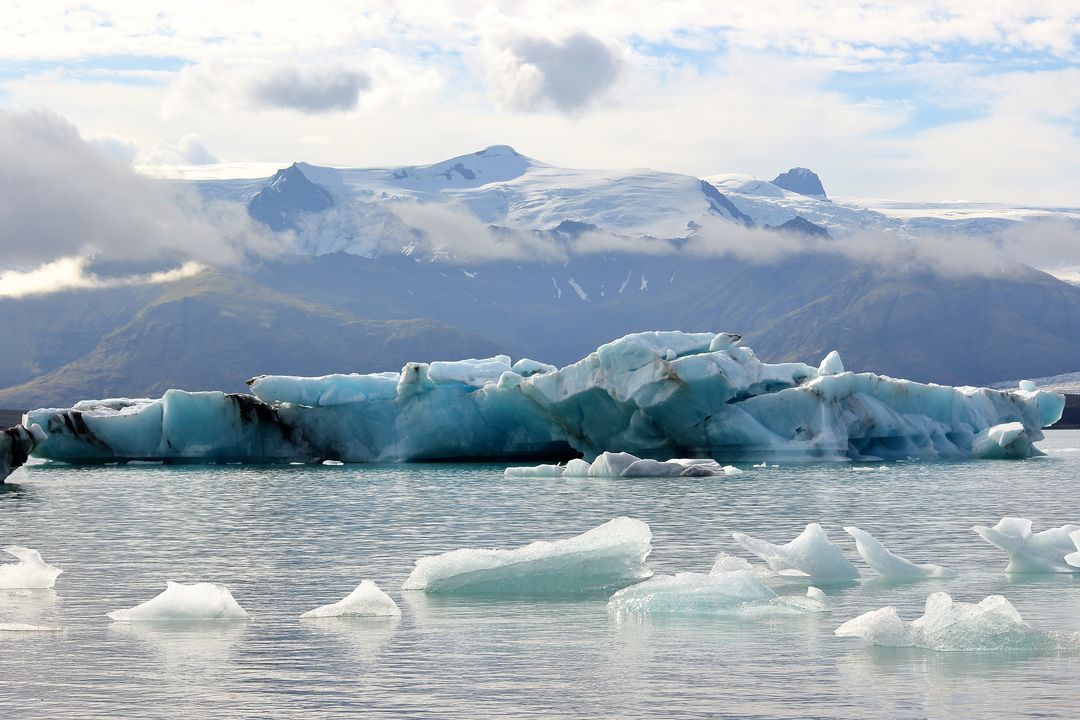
(3, 431, 1080, 718)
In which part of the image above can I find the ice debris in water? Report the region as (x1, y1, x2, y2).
(835, 592, 1051, 651)
(0, 547, 63, 589)
(844, 526, 953, 579)
(107, 581, 250, 622)
(503, 452, 742, 479)
(402, 517, 652, 596)
(1066, 530, 1080, 568)
(972, 517, 1080, 573)
(607, 569, 833, 618)
(301, 580, 400, 619)
(0, 623, 63, 633)
(25, 331, 1064, 466)
(733, 523, 860, 583)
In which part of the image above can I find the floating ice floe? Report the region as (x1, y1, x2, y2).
(24, 331, 1063, 465)
(301, 581, 401, 619)
(0, 623, 63, 633)
(844, 526, 953, 579)
(402, 517, 652, 596)
(0, 547, 63, 589)
(107, 581, 250, 622)
(972, 517, 1080, 573)
(607, 569, 833, 618)
(0, 424, 46, 483)
(504, 452, 743, 479)
(733, 523, 860, 583)
(834, 592, 1053, 651)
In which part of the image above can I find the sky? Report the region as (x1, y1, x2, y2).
(2, 1, 1078, 204)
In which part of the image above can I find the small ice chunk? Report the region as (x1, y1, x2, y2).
(1019, 380, 1037, 392)
(818, 350, 844, 376)
(0, 546, 63, 589)
(1067, 530, 1080, 568)
(588, 452, 640, 477)
(708, 332, 741, 352)
(0, 623, 63, 633)
(402, 517, 652, 596)
(972, 517, 1080, 573)
(972, 422, 1034, 459)
(835, 592, 1044, 651)
(607, 570, 833, 617)
(504, 464, 565, 478)
(844, 526, 953, 579)
(107, 581, 250, 622)
(300, 580, 401, 619)
(322, 460, 345, 466)
(733, 523, 860, 583)
(563, 458, 592, 476)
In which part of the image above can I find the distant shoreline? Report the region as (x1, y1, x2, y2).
(0, 409, 23, 428)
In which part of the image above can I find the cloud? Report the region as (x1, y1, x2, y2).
(0, 109, 288, 290)
(138, 133, 219, 165)
(0, 256, 205, 298)
(486, 32, 622, 113)
(247, 65, 371, 113)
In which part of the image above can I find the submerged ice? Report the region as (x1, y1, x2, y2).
(834, 592, 1053, 652)
(23, 331, 1063, 465)
(0, 547, 63, 589)
(402, 517, 652, 596)
(107, 581, 250, 621)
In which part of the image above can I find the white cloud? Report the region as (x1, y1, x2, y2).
(0, 256, 205, 298)
(138, 133, 219, 165)
(247, 66, 371, 113)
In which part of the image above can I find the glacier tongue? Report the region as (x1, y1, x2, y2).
(23, 331, 1063, 466)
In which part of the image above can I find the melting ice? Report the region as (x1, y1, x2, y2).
(733, 523, 861, 583)
(0, 547, 63, 590)
(972, 517, 1080, 573)
(107, 581, 250, 622)
(301, 581, 401, 618)
(844, 526, 953, 579)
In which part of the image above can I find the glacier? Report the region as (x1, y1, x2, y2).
(834, 592, 1057, 652)
(300, 580, 401, 619)
(20, 331, 1063, 467)
(401, 517, 652, 597)
(107, 581, 250, 622)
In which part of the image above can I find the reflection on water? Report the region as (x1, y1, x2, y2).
(0, 431, 1078, 718)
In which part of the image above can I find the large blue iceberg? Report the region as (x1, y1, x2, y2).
(20, 331, 1064, 467)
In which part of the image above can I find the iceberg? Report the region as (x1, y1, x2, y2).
(503, 452, 743, 479)
(402, 517, 652, 596)
(732, 523, 860, 583)
(972, 517, 1080, 573)
(843, 526, 953, 579)
(607, 569, 833, 618)
(1, 424, 45, 483)
(23, 331, 1063, 465)
(300, 581, 400, 619)
(107, 581, 250, 621)
(834, 592, 1050, 651)
(0, 547, 63, 589)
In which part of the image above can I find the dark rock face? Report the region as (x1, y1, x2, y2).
(1, 424, 39, 483)
(772, 168, 827, 199)
(769, 216, 832, 238)
(699, 180, 754, 226)
(247, 164, 334, 231)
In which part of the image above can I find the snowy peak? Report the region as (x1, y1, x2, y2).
(769, 216, 831, 238)
(772, 167, 827, 200)
(389, 145, 537, 188)
(699, 180, 754, 226)
(247, 163, 334, 231)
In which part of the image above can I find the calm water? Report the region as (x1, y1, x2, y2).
(3, 431, 1080, 719)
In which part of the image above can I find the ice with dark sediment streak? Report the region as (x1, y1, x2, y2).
(0, 547, 63, 589)
(402, 517, 652, 596)
(301, 581, 400, 618)
(23, 332, 1064, 466)
(733, 523, 860, 583)
(834, 592, 1073, 652)
(0, 424, 45, 483)
(844, 526, 953, 579)
(972, 517, 1080, 573)
(107, 581, 250, 621)
(504, 451, 743, 478)
(607, 569, 833, 618)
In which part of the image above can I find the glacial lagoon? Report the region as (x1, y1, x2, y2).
(3, 431, 1080, 718)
